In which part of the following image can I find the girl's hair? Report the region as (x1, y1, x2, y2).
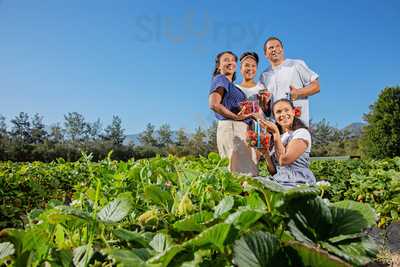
(272, 99, 308, 134)
(239, 51, 259, 64)
(212, 51, 238, 82)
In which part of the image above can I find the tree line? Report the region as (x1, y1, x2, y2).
(1, 86, 399, 161)
(0, 112, 218, 162)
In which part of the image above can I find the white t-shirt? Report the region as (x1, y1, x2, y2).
(235, 83, 265, 100)
(281, 128, 312, 153)
(259, 59, 319, 127)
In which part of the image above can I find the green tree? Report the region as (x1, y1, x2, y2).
(139, 123, 157, 146)
(10, 112, 32, 142)
(49, 123, 64, 143)
(86, 118, 102, 140)
(207, 121, 218, 153)
(0, 114, 7, 138)
(360, 86, 400, 158)
(31, 113, 47, 144)
(64, 112, 86, 141)
(176, 128, 189, 146)
(104, 116, 125, 145)
(188, 126, 207, 156)
(157, 123, 173, 147)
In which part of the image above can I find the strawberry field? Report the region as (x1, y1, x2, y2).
(0, 153, 399, 266)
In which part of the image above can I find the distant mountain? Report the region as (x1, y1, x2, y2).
(342, 122, 365, 138)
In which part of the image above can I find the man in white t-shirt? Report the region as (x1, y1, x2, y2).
(259, 37, 320, 126)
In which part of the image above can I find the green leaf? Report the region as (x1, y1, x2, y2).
(0, 242, 15, 260)
(73, 245, 93, 267)
(173, 211, 213, 232)
(185, 223, 232, 252)
(287, 241, 352, 267)
(50, 249, 73, 267)
(287, 220, 314, 245)
(113, 228, 153, 247)
(284, 185, 320, 201)
(233, 231, 287, 267)
(104, 248, 146, 266)
(213, 196, 235, 218)
(248, 177, 286, 193)
(329, 205, 372, 237)
(147, 244, 185, 267)
(55, 206, 92, 222)
(97, 199, 132, 223)
(144, 184, 173, 209)
(328, 233, 364, 244)
(288, 197, 332, 241)
(246, 192, 267, 211)
(321, 237, 378, 267)
(149, 233, 174, 253)
(332, 200, 376, 227)
(225, 208, 265, 230)
(181, 249, 212, 267)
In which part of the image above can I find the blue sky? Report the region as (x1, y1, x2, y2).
(0, 0, 399, 133)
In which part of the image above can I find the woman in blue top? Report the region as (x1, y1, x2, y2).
(254, 99, 316, 187)
(208, 51, 258, 176)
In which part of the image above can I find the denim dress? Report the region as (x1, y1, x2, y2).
(256, 130, 316, 188)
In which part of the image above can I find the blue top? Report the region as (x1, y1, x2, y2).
(209, 74, 249, 123)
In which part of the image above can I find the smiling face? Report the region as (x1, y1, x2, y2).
(240, 57, 257, 81)
(218, 53, 237, 77)
(273, 100, 295, 130)
(264, 39, 284, 65)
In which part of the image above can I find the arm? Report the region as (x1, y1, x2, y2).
(290, 79, 320, 99)
(261, 150, 277, 175)
(277, 138, 308, 166)
(209, 87, 250, 121)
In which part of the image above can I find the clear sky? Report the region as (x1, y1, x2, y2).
(0, 0, 399, 133)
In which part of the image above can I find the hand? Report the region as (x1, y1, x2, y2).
(259, 93, 271, 108)
(251, 108, 265, 121)
(258, 119, 279, 135)
(236, 106, 253, 121)
(289, 85, 301, 101)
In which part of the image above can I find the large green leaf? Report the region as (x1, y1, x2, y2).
(113, 228, 153, 247)
(332, 200, 376, 227)
(185, 223, 232, 252)
(337, 237, 378, 266)
(0, 242, 15, 260)
(149, 233, 174, 253)
(287, 220, 314, 245)
(97, 199, 132, 223)
(329, 205, 372, 237)
(288, 197, 332, 241)
(173, 211, 213, 232)
(213, 196, 235, 218)
(284, 185, 320, 201)
(233, 231, 287, 267)
(320, 240, 374, 267)
(287, 241, 351, 267)
(144, 184, 173, 209)
(248, 177, 286, 193)
(225, 208, 265, 230)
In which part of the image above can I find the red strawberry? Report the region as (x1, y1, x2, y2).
(294, 106, 302, 117)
